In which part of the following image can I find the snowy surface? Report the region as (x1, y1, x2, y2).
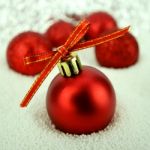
(0, 0, 150, 150)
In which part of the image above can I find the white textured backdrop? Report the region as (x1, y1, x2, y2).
(0, 0, 150, 150)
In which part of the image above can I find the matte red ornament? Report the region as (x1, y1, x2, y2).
(45, 20, 75, 47)
(86, 11, 117, 39)
(7, 31, 52, 75)
(95, 30, 139, 68)
(46, 66, 116, 134)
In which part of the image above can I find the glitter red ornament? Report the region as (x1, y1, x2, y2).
(95, 30, 139, 68)
(7, 31, 52, 75)
(86, 11, 117, 39)
(45, 20, 74, 47)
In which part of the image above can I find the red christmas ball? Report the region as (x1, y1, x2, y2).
(45, 20, 74, 47)
(95, 31, 139, 68)
(7, 31, 52, 75)
(86, 11, 117, 39)
(46, 66, 116, 134)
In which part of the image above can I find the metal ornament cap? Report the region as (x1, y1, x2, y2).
(57, 53, 82, 77)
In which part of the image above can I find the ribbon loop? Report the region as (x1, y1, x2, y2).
(63, 19, 89, 49)
(24, 26, 129, 65)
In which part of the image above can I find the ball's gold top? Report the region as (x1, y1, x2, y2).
(57, 52, 82, 77)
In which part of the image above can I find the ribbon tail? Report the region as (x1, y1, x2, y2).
(20, 50, 65, 107)
(71, 26, 130, 51)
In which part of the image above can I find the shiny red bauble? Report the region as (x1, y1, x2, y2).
(7, 31, 52, 75)
(46, 66, 116, 134)
(45, 20, 74, 47)
(95, 31, 139, 68)
(86, 11, 117, 39)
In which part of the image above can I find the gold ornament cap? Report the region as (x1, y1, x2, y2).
(57, 53, 82, 77)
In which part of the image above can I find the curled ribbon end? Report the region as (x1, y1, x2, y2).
(124, 26, 130, 32)
(20, 97, 31, 108)
(20, 102, 27, 108)
(20, 104, 26, 108)
(127, 25, 130, 29)
(128, 26, 130, 32)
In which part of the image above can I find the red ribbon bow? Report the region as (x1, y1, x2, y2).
(20, 19, 129, 107)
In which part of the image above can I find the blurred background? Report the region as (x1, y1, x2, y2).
(0, 0, 150, 150)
